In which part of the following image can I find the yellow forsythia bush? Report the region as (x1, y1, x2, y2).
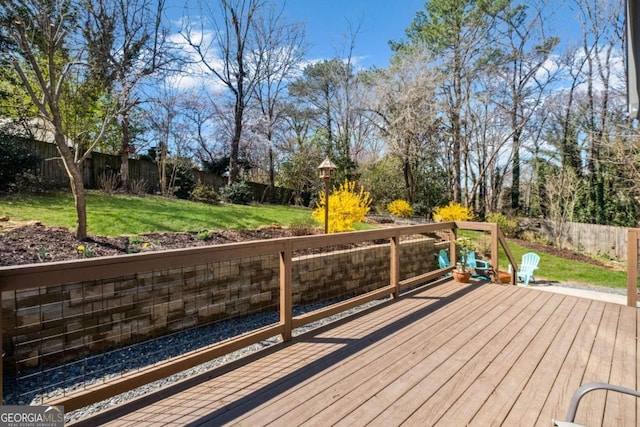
(433, 201, 474, 222)
(387, 199, 414, 218)
(312, 179, 372, 233)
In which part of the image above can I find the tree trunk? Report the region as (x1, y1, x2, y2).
(229, 86, 244, 184)
(228, 117, 241, 184)
(451, 48, 463, 203)
(511, 130, 521, 213)
(54, 130, 88, 240)
(120, 115, 130, 191)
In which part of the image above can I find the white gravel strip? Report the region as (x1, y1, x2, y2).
(50, 298, 388, 424)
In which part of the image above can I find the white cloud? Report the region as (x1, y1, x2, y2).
(166, 30, 227, 92)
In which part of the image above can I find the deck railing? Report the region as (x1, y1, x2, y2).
(0, 221, 513, 413)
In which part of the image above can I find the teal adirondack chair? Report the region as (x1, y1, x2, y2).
(438, 250, 451, 276)
(509, 252, 540, 286)
(466, 251, 491, 279)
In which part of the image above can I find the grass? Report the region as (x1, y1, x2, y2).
(1, 191, 317, 236)
(461, 229, 627, 290)
(498, 238, 627, 290)
(1, 192, 629, 289)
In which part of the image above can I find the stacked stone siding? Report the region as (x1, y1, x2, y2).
(2, 238, 442, 370)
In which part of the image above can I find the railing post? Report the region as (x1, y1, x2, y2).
(450, 225, 458, 266)
(280, 241, 292, 341)
(490, 223, 499, 281)
(390, 236, 400, 299)
(627, 229, 638, 308)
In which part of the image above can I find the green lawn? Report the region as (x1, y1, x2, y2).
(1, 191, 316, 236)
(1, 191, 629, 289)
(498, 239, 627, 290)
(460, 229, 627, 290)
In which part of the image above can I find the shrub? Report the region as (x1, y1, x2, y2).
(411, 202, 430, 217)
(433, 201, 474, 222)
(220, 181, 253, 205)
(6, 172, 49, 193)
(312, 179, 372, 233)
(289, 217, 318, 236)
(166, 162, 196, 199)
(191, 185, 219, 203)
(387, 199, 414, 218)
(0, 134, 41, 191)
(97, 171, 120, 194)
(486, 212, 517, 237)
(129, 178, 148, 196)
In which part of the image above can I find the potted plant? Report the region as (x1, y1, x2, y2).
(452, 236, 473, 283)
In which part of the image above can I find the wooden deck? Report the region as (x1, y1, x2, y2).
(71, 280, 639, 427)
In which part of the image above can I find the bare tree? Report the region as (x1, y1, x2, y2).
(491, 0, 559, 213)
(181, 0, 267, 184)
(575, 0, 625, 223)
(250, 1, 305, 190)
(83, 0, 173, 191)
(1, 0, 125, 239)
(367, 49, 442, 203)
(546, 166, 580, 247)
(147, 83, 181, 196)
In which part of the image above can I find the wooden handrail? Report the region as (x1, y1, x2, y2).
(0, 223, 457, 292)
(497, 228, 518, 285)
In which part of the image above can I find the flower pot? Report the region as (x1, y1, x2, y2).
(497, 270, 512, 284)
(452, 270, 471, 283)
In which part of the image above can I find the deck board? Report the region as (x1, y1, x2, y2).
(379, 289, 551, 426)
(71, 281, 639, 427)
(471, 294, 580, 425)
(536, 300, 605, 425)
(341, 286, 535, 426)
(502, 297, 591, 426)
(281, 286, 517, 426)
(444, 294, 577, 426)
(580, 303, 619, 425)
(244, 284, 508, 426)
(604, 305, 637, 427)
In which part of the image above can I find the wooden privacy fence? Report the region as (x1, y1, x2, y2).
(531, 219, 629, 260)
(16, 139, 295, 203)
(17, 138, 160, 191)
(0, 222, 514, 413)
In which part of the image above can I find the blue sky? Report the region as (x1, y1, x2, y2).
(282, 0, 427, 68)
(165, 0, 592, 91)
(166, 0, 427, 89)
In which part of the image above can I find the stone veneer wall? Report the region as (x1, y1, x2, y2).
(2, 238, 445, 369)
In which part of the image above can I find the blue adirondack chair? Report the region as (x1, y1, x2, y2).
(466, 251, 491, 279)
(438, 250, 451, 276)
(509, 252, 540, 286)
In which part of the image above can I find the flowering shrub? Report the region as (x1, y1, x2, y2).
(387, 199, 414, 218)
(486, 212, 517, 237)
(433, 201, 474, 222)
(312, 180, 372, 233)
(76, 244, 93, 258)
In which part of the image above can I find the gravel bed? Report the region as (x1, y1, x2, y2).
(4, 297, 388, 424)
(538, 281, 628, 295)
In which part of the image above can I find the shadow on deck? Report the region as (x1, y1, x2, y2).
(71, 279, 639, 427)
